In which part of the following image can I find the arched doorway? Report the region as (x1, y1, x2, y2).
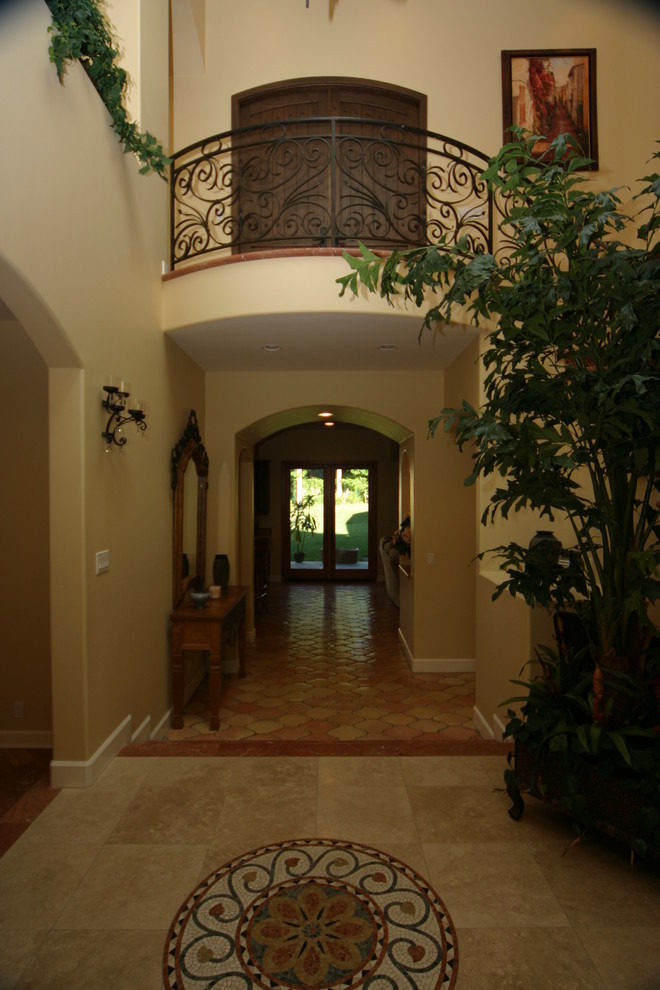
(234, 404, 413, 641)
(0, 254, 84, 765)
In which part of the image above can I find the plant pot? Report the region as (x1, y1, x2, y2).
(212, 553, 230, 593)
(293, 551, 305, 563)
(506, 739, 657, 856)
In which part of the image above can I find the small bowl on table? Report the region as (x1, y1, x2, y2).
(190, 590, 210, 609)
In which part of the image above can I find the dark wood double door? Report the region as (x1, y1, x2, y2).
(232, 77, 427, 251)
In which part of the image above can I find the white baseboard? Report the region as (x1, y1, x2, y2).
(223, 655, 241, 674)
(410, 657, 477, 673)
(50, 715, 132, 788)
(131, 715, 151, 745)
(151, 708, 171, 740)
(473, 705, 494, 740)
(492, 712, 508, 742)
(0, 729, 53, 749)
(472, 708, 509, 742)
(397, 630, 476, 673)
(398, 628, 413, 666)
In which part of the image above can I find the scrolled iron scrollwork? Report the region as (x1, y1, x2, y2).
(170, 117, 492, 266)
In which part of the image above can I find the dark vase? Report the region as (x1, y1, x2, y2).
(529, 529, 559, 547)
(529, 529, 561, 550)
(213, 553, 230, 593)
(526, 530, 562, 575)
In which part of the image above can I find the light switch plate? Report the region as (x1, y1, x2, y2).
(96, 549, 110, 574)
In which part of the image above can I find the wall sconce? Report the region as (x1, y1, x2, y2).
(102, 378, 147, 450)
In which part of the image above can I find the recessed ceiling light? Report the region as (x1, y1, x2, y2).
(262, 344, 281, 352)
(324, 421, 335, 427)
(317, 410, 333, 418)
(378, 344, 397, 352)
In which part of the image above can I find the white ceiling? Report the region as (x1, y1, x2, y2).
(166, 310, 479, 373)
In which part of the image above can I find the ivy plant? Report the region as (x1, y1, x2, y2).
(45, 0, 170, 179)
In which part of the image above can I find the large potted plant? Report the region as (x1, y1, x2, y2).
(338, 132, 660, 856)
(290, 493, 318, 563)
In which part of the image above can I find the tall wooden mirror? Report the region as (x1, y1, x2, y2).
(171, 410, 209, 606)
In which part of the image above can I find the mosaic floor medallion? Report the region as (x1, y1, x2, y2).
(163, 838, 458, 989)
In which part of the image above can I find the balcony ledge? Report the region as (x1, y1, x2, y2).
(162, 249, 481, 373)
(162, 245, 387, 281)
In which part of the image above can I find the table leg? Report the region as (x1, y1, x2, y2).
(238, 611, 246, 678)
(209, 648, 221, 731)
(172, 650, 185, 729)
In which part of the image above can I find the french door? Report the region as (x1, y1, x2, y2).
(283, 462, 376, 581)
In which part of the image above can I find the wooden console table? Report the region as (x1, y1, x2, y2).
(170, 585, 248, 731)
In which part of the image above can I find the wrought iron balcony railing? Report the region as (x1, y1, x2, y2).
(170, 117, 493, 270)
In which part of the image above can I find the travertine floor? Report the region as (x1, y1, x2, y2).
(0, 752, 659, 989)
(1, 582, 659, 988)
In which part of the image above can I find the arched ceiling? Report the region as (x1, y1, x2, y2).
(163, 254, 481, 373)
(167, 310, 479, 373)
(238, 403, 412, 445)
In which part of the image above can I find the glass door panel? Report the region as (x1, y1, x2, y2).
(334, 467, 370, 573)
(289, 466, 324, 572)
(284, 462, 376, 581)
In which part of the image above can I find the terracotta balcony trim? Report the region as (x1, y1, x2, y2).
(162, 245, 391, 281)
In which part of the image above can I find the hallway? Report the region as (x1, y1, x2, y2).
(161, 581, 488, 753)
(1, 586, 659, 987)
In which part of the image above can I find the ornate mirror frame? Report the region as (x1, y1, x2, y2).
(171, 410, 209, 606)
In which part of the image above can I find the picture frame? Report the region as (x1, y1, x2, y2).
(501, 49, 598, 169)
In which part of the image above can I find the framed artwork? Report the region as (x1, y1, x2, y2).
(501, 49, 598, 169)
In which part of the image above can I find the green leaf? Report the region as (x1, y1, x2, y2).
(44, 0, 170, 179)
(576, 724, 589, 754)
(337, 130, 660, 718)
(608, 731, 633, 768)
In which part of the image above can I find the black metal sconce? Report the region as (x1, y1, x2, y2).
(102, 378, 147, 450)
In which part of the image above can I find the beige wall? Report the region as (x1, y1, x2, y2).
(204, 370, 476, 663)
(0, 0, 204, 768)
(172, 0, 660, 194)
(476, 574, 555, 739)
(0, 319, 51, 739)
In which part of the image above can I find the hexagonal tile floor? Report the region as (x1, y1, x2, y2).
(163, 582, 491, 753)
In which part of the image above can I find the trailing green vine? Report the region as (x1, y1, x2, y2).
(45, 0, 170, 179)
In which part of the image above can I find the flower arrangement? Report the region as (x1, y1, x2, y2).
(392, 513, 411, 558)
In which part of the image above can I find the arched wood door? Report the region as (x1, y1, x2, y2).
(232, 77, 427, 251)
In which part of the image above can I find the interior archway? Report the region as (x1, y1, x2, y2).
(0, 254, 84, 762)
(235, 403, 414, 642)
(238, 403, 412, 446)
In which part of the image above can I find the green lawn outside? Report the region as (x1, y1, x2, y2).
(290, 502, 368, 561)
